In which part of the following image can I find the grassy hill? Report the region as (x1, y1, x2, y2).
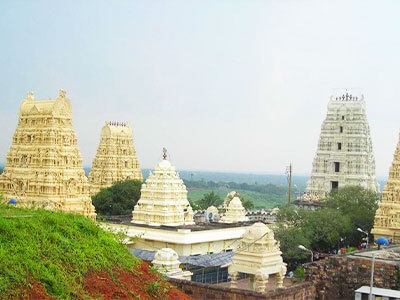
(0, 205, 189, 300)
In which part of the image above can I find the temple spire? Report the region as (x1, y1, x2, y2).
(163, 147, 167, 160)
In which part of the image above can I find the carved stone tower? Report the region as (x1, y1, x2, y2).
(88, 121, 142, 195)
(0, 90, 96, 219)
(372, 133, 400, 242)
(305, 93, 379, 200)
(131, 150, 194, 226)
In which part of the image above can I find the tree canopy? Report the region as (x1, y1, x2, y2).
(92, 180, 142, 216)
(275, 186, 379, 267)
(195, 191, 223, 210)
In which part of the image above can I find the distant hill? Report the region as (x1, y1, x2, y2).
(83, 167, 387, 193)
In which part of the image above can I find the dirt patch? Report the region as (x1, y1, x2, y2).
(84, 261, 191, 300)
(18, 282, 55, 300)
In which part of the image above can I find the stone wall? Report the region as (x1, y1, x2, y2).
(305, 255, 400, 300)
(169, 278, 315, 300)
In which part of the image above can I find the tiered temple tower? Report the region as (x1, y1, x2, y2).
(88, 121, 142, 195)
(0, 90, 96, 219)
(220, 197, 249, 223)
(372, 133, 400, 242)
(131, 149, 194, 226)
(305, 93, 379, 200)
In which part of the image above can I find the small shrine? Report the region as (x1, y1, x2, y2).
(228, 222, 286, 293)
(205, 206, 220, 222)
(151, 248, 192, 280)
(220, 197, 249, 223)
(222, 191, 240, 211)
(131, 149, 194, 226)
(89, 121, 142, 195)
(372, 132, 400, 242)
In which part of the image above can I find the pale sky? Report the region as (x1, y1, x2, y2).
(1, 0, 400, 177)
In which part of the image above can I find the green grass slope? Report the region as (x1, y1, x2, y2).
(0, 205, 139, 299)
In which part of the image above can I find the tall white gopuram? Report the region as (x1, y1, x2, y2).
(88, 121, 142, 195)
(0, 90, 96, 219)
(229, 222, 287, 293)
(305, 93, 379, 200)
(131, 149, 194, 226)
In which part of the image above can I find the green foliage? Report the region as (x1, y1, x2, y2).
(0, 205, 139, 299)
(293, 267, 306, 282)
(145, 281, 161, 298)
(324, 186, 379, 245)
(241, 196, 254, 210)
(195, 191, 223, 210)
(188, 188, 284, 210)
(302, 208, 351, 250)
(275, 226, 311, 265)
(92, 180, 142, 215)
(275, 186, 379, 265)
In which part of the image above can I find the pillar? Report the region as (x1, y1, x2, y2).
(229, 271, 239, 289)
(255, 273, 268, 293)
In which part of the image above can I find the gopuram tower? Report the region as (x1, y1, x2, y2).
(131, 149, 194, 226)
(88, 121, 142, 195)
(0, 90, 96, 219)
(372, 133, 400, 242)
(304, 93, 379, 200)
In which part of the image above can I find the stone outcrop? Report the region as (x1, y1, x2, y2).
(372, 132, 400, 241)
(88, 121, 142, 195)
(131, 151, 194, 226)
(0, 90, 96, 219)
(305, 93, 379, 200)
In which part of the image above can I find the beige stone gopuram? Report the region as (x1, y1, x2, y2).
(0, 90, 96, 219)
(305, 93, 379, 200)
(229, 222, 287, 293)
(88, 121, 142, 195)
(372, 132, 400, 242)
(152, 248, 192, 280)
(131, 149, 194, 226)
(220, 197, 249, 223)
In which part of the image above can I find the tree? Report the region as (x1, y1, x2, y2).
(302, 208, 351, 251)
(92, 180, 142, 216)
(195, 191, 223, 210)
(241, 197, 254, 210)
(324, 186, 379, 245)
(274, 226, 312, 269)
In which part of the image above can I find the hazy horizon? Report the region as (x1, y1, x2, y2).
(1, 1, 400, 177)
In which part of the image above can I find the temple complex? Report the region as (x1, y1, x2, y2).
(305, 93, 379, 200)
(228, 222, 287, 293)
(0, 90, 96, 219)
(152, 248, 192, 280)
(372, 133, 400, 242)
(88, 121, 142, 195)
(220, 197, 249, 223)
(131, 149, 194, 226)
